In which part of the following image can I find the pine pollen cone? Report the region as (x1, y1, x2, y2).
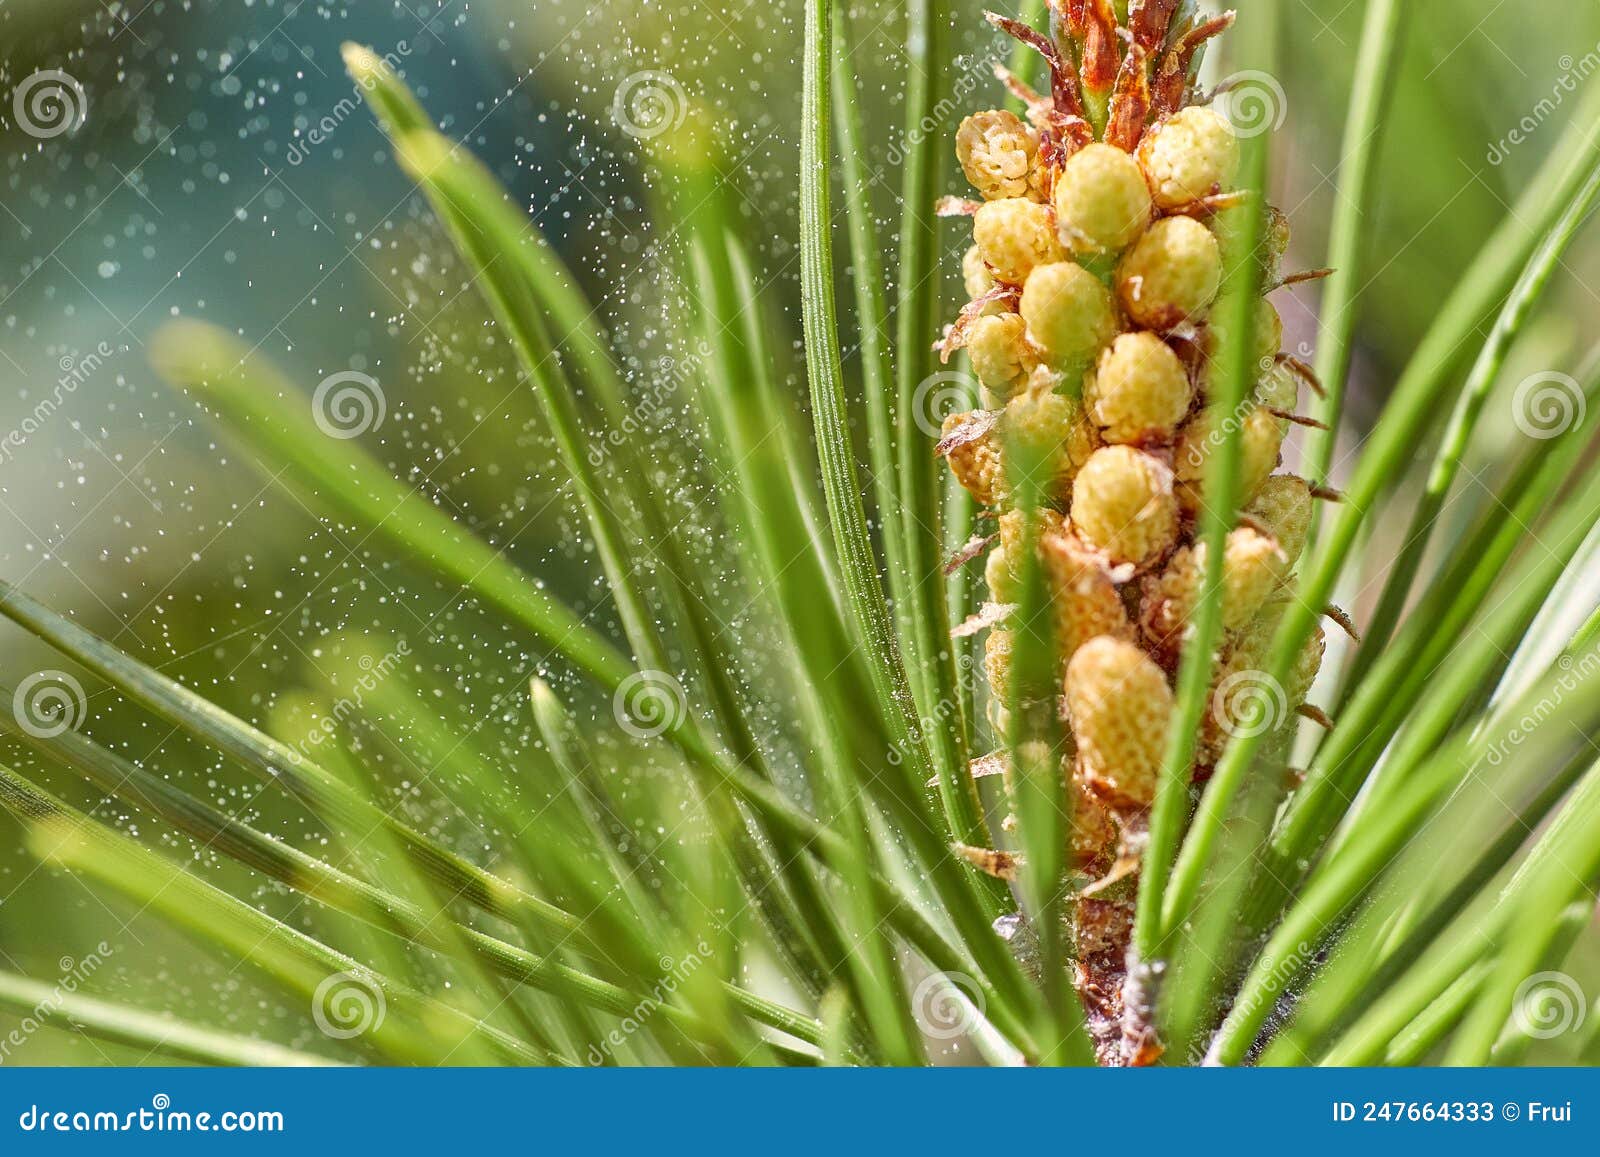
(937, 2, 1330, 1065)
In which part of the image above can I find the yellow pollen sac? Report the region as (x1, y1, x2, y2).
(1198, 622, 1272, 765)
(941, 410, 1005, 506)
(984, 545, 1016, 604)
(1136, 105, 1239, 210)
(998, 505, 1068, 555)
(1053, 142, 1152, 257)
(1117, 215, 1222, 330)
(974, 198, 1064, 284)
(966, 312, 1038, 399)
(957, 109, 1043, 201)
(962, 244, 997, 302)
(1198, 612, 1326, 765)
(1065, 636, 1173, 809)
(1019, 261, 1120, 369)
(1040, 530, 1135, 660)
(1290, 623, 1327, 705)
(1253, 358, 1302, 412)
(1245, 474, 1313, 568)
(1070, 445, 1179, 569)
(1258, 205, 1292, 284)
(1139, 526, 1286, 658)
(1004, 375, 1098, 504)
(986, 507, 1069, 604)
(1205, 297, 1283, 381)
(1173, 405, 1284, 516)
(1085, 331, 1193, 444)
(984, 626, 1014, 704)
(1233, 601, 1327, 710)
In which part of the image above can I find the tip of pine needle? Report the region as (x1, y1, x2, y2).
(340, 42, 384, 82)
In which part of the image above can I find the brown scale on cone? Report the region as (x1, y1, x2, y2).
(941, 3, 1331, 1066)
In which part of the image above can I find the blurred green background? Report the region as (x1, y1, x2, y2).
(2, 0, 1599, 1062)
